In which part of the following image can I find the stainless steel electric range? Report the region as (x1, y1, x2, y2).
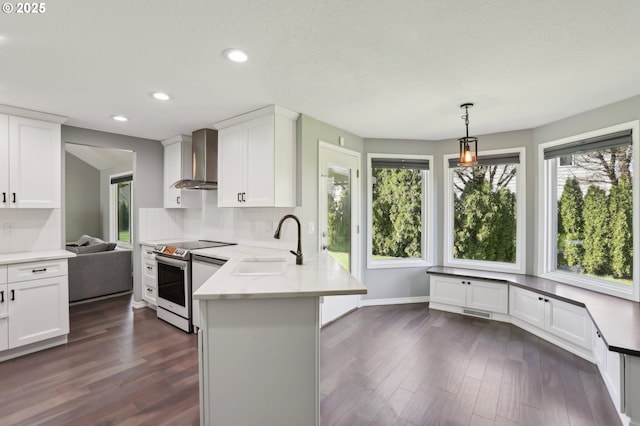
(153, 240, 235, 332)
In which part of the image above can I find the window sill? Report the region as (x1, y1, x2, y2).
(540, 270, 636, 301)
(444, 258, 524, 275)
(367, 258, 431, 270)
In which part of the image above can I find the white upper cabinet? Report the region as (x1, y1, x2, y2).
(0, 114, 61, 208)
(162, 135, 201, 209)
(215, 105, 299, 208)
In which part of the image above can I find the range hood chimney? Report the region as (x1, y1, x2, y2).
(171, 128, 218, 190)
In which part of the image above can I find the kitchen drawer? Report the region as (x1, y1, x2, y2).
(8, 259, 67, 283)
(141, 245, 156, 261)
(143, 275, 156, 289)
(0, 265, 6, 284)
(143, 260, 157, 280)
(143, 284, 157, 305)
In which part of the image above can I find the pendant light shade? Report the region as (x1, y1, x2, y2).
(457, 103, 478, 167)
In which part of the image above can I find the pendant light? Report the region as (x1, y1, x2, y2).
(458, 103, 478, 166)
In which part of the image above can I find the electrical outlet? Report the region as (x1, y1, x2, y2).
(307, 222, 315, 234)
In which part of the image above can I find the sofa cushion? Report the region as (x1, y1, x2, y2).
(67, 242, 116, 254)
(76, 234, 104, 246)
(70, 235, 117, 253)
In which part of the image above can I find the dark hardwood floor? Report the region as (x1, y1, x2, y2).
(0, 296, 620, 425)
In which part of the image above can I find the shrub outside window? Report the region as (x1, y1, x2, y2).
(110, 173, 133, 246)
(539, 122, 639, 301)
(444, 148, 526, 273)
(367, 154, 433, 268)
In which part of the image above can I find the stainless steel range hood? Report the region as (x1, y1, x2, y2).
(171, 128, 218, 190)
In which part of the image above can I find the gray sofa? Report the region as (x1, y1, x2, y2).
(66, 243, 133, 303)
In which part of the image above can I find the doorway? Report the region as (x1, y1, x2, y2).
(318, 141, 361, 325)
(64, 143, 134, 246)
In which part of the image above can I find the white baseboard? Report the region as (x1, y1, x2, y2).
(361, 296, 429, 307)
(132, 300, 148, 310)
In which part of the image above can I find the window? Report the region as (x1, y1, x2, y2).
(367, 154, 433, 268)
(444, 148, 526, 273)
(540, 122, 639, 301)
(110, 173, 133, 246)
(559, 155, 574, 167)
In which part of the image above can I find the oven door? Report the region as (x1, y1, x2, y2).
(155, 255, 191, 319)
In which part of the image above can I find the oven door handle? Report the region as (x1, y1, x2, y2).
(155, 255, 188, 269)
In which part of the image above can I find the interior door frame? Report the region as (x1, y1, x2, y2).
(318, 140, 361, 281)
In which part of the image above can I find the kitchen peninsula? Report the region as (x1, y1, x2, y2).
(192, 244, 367, 426)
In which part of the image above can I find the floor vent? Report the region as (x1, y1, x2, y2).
(462, 308, 492, 319)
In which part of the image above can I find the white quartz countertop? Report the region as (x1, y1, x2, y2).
(192, 244, 367, 300)
(0, 249, 75, 265)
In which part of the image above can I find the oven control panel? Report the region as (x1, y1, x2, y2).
(153, 245, 189, 259)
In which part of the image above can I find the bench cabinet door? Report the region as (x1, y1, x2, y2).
(509, 286, 545, 329)
(430, 276, 467, 307)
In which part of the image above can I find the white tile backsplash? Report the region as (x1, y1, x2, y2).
(0, 209, 62, 253)
(138, 208, 184, 242)
(140, 191, 300, 249)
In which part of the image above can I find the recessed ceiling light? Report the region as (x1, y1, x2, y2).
(222, 48, 248, 63)
(111, 115, 128, 122)
(151, 91, 172, 101)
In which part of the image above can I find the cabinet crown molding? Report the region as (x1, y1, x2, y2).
(0, 104, 67, 124)
(212, 105, 299, 130)
(161, 134, 192, 146)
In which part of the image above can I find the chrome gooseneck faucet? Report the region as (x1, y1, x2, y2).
(273, 214, 303, 265)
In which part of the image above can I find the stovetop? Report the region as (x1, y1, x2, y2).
(153, 240, 235, 259)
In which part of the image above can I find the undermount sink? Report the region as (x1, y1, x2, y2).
(232, 257, 288, 276)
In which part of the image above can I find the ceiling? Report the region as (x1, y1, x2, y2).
(66, 143, 133, 171)
(2, 0, 640, 142)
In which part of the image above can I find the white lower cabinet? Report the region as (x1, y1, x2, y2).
(0, 265, 7, 352)
(141, 245, 157, 306)
(1, 259, 69, 358)
(593, 327, 624, 413)
(430, 275, 508, 316)
(8, 276, 69, 348)
(510, 286, 592, 354)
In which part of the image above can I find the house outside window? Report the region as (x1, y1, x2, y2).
(110, 173, 133, 246)
(367, 153, 433, 268)
(539, 122, 639, 301)
(444, 148, 526, 273)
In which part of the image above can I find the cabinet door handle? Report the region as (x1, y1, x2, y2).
(12, 193, 16, 203)
(32, 268, 47, 273)
(11, 289, 15, 301)
(544, 298, 549, 303)
(146, 288, 153, 293)
(2, 192, 5, 203)
(237, 192, 241, 203)
(242, 192, 246, 202)
(176, 196, 181, 205)
(538, 297, 543, 301)
(0, 290, 3, 303)
(146, 266, 153, 270)
(596, 330, 602, 338)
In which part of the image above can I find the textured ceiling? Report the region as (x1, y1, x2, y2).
(2, 0, 640, 142)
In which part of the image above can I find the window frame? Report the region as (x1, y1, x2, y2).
(109, 171, 133, 249)
(366, 153, 434, 269)
(443, 147, 527, 274)
(537, 120, 639, 302)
